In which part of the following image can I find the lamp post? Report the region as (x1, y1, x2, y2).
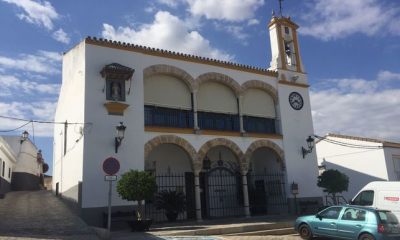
(302, 135, 315, 158)
(114, 122, 126, 153)
(291, 182, 299, 215)
(20, 130, 29, 144)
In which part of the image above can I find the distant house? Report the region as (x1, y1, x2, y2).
(0, 136, 17, 197)
(0, 134, 46, 194)
(316, 133, 400, 203)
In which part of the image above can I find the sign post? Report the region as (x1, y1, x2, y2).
(102, 157, 120, 233)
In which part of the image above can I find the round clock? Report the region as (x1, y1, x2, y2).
(289, 92, 304, 110)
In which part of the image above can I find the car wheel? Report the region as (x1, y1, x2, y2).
(358, 233, 375, 240)
(299, 224, 313, 240)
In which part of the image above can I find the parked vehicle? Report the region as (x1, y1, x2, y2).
(350, 181, 400, 220)
(295, 205, 400, 240)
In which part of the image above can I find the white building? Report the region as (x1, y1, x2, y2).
(53, 15, 322, 226)
(0, 136, 17, 197)
(0, 134, 45, 195)
(316, 133, 400, 203)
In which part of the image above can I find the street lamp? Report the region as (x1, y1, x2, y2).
(20, 130, 29, 144)
(302, 135, 315, 158)
(114, 122, 126, 153)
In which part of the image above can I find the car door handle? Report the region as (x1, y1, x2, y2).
(355, 225, 362, 227)
(330, 222, 336, 225)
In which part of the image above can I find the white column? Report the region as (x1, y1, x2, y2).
(194, 171, 202, 221)
(192, 90, 199, 131)
(242, 173, 251, 217)
(238, 95, 244, 133)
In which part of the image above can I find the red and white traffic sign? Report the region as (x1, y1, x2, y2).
(102, 157, 120, 175)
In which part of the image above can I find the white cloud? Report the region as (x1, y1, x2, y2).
(377, 70, 400, 82)
(247, 19, 260, 26)
(0, 51, 61, 75)
(0, 101, 57, 137)
(2, 0, 59, 30)
(52, 28, 70, 44)
(102, 11, 234, 61)
(0, 74, 60, 97)
(186, 0, 264, 22)
(214, 23, 249, 43)
(157, 0, 183, 8)
(300, 0, 400, 40)
(311, 71, 400, 142)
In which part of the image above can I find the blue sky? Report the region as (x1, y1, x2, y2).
(0, 0, 399, 175)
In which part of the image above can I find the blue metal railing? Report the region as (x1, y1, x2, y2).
(144, 105, 194, 128)
(197, 111, 240, 131)
(243, 115, 276, 134)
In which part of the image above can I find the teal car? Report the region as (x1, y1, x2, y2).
(295, 205, 400, 240)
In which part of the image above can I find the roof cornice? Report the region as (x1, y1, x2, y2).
(84, 37, 278, 77)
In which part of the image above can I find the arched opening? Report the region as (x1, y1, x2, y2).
(247, 147, 288, 215)
(197, 81, 240, 131)
(143, 65, 194, 129)
(144, 137, 197, 222)
(199, 145, 243, 218)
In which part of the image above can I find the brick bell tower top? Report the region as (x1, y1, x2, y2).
(268, 13, 305, 74)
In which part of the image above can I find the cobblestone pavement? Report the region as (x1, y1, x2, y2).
(0, 191, 99, 240)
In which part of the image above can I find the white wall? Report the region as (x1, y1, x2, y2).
(278, 84, 322, 198)
(0, 137, 17, 182)
(316, 137, 387, 201)
(53, 41, 86, 201)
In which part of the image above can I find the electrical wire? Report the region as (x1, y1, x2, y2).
(0, 121, 32, 132)
(314, 134, 384, 149)
(0, 115, 92, 125)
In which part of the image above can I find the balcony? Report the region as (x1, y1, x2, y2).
(145, 105, 194, 128)
(243, 115, 276, 134)
(198, 111, 240, 131)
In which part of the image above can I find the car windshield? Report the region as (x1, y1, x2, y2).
(377, 211, 399, 224)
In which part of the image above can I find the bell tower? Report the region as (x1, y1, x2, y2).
(268, 15, 305, 74)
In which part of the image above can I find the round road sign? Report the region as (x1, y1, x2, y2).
(103, 157, 120, 175)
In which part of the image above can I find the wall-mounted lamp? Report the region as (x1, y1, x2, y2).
(20, 130, 29, 144)
(302, 135, 315, 158)
(114, 122, 126, 153)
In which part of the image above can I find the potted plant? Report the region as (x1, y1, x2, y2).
(154, 190, 186, 222)
(116, 170, 157, 231)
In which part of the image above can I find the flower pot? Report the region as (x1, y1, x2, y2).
(165, 212, 179, 222)
(129, 219, 152, 232)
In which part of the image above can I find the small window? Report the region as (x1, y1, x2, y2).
(319, 206, 342, 219)
(106, 79, 126, 101)
(352, 190, 374, 206)
(342, 208, 366, 221)
(8, 168, 11, 178)
(284, 26, 290, 34)
(378, 211, 399, 224)
(2, 161, 4, 177)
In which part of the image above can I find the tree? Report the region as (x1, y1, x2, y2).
(117, 170, 157, 220)
(317, 169, 349, 205)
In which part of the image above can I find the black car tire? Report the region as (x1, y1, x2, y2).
(299, 224, 313, 240)
(358, 233, 375, 240)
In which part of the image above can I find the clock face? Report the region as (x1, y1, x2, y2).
(289, 92, 304, 110)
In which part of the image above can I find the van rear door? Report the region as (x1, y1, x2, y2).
(377, 191, 400, 220)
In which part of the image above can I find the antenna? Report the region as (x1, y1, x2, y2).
(278, 0, 284, 17)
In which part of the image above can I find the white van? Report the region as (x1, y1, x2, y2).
(350, 181, 400, 220)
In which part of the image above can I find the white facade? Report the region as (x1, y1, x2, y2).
(0, 135, 44, 193)
(316, 133, 400, 202)
(54, 16, 322, 225)
(0, 137, 17, 194)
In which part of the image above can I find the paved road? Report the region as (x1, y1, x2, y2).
(0, 191, 99, 240)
